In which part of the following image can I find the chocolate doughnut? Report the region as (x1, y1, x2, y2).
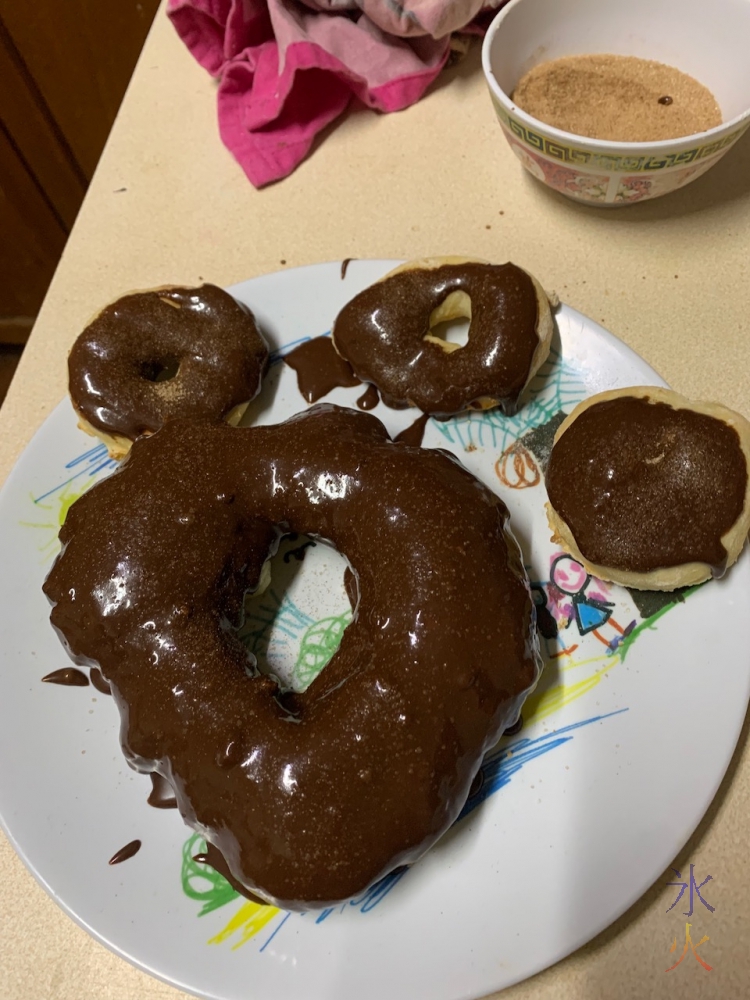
(44, 405, 541, 909)
(68, 284, 268, 457)
(545, 387, 750, 590)
(331, 256, 554, 415)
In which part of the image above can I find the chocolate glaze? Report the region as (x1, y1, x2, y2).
(90, 667, 111, 694)
(395, 413, 430, 448)
(147, 772, 178, 809)
(503, 715, 523, 737)
(283, 336, 361, 403)
(283, 537, 316, 562)
(546, 396, 748, 575)
(357, 384, 380, 411)
(343, 566, 358, 610)
(44, 405, 540, 909)
(195, 842, 266, 905)
(109, 839, 141, 864)
(68, 285, 268, 442)
(341, 258, 355, 280)
(42, 667, 89, 687)
(332, 263, 539, 415)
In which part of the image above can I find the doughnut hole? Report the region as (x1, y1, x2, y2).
(240, 533, 354, 693)
(141, 356, 180, 382)
(423, 290, 471, 353)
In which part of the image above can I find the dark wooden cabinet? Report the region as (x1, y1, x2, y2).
(0, 0, 160, 345)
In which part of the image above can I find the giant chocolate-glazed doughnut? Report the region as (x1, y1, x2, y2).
(44, 405, 541, 909)
(331, 256, 554, 415)
(68, 284, 268, 458)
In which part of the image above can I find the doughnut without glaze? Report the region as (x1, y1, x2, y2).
(331, 256, 554, 415)
(68, 284, 268, 458)
(43, 405, 541, 909)
(545, 387, 750, 590)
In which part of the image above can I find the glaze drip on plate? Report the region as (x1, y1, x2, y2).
(283, 336, 360, 403)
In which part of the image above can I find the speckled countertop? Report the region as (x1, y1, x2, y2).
(1, 4, 749, 999)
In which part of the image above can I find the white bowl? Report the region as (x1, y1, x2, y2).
(482, 0, 750, 205)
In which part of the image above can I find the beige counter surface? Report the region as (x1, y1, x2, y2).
(2, 6, 749, 999)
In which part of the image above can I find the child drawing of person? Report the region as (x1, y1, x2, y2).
(539, 553, 636, 655)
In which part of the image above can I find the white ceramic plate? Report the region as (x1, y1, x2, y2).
(0, 261, 747, 1000)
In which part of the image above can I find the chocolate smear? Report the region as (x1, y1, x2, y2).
(357, 384, 379, 411)
(109, 839, 142, 865)
(42, 667, 89, 687)
(395, 413, 430, 447)
(284, 336, 361, 403)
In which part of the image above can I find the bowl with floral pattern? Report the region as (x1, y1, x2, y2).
(481, 0, 750, 206)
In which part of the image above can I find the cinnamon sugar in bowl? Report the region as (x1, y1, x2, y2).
(481, 0, 750, 206)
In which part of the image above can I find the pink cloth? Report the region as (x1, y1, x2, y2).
(168, 0, 502, 187)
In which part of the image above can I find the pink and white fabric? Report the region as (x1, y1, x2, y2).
(168, 0, 505, 187)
